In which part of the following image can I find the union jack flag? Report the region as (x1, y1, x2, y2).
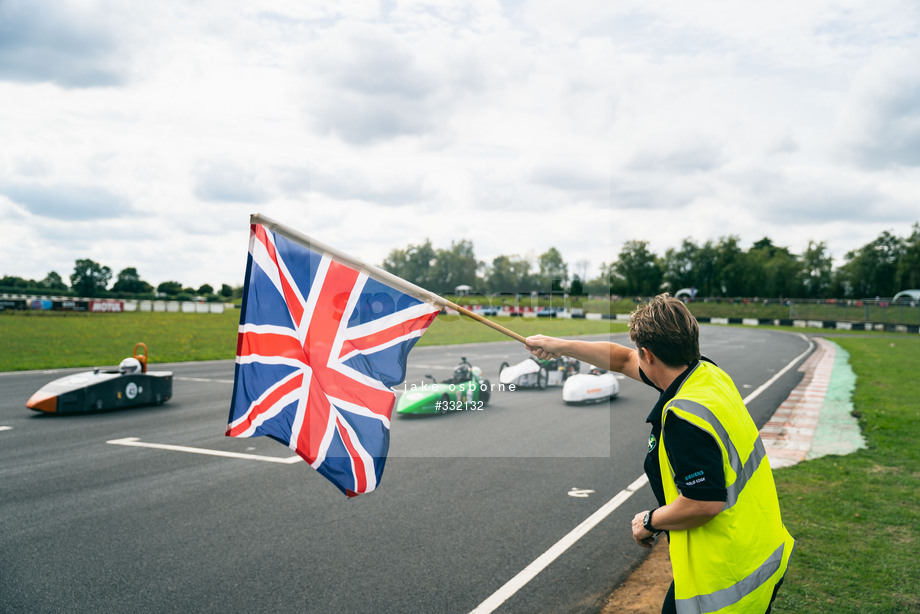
(226, 221, 440, 497)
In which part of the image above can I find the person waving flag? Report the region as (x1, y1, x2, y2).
(226, 215, 445, 497)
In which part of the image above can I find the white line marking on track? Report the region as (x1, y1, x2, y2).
(741, 334, 814, 406)
(174, 376, 235, 384)
(469, 335, 815, 614)
(0, 426, 12, 432)
(470, 475, 649, 614)
(106, 437, 301, 464)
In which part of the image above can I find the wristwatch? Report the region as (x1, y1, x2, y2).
(643, 509, 662, 534)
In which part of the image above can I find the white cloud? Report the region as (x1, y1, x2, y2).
(0, 0, 918, 290)
(835, 44, 920, 168)
(0, 182, 131, 220)
(0, 0, 131, 88)
(193, 160, 274, 204)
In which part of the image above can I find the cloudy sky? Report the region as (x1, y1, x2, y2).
(1, 0, 918, 291)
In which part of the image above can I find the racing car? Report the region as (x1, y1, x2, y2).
(498, 355, 580, 389)
(27, 342, 173, 414)
(562, 366, 619, 404)
(396, 357, 491, 415)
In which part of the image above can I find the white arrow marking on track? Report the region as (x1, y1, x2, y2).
(106, 437, 301, 464)
(567, 488, 595, 498)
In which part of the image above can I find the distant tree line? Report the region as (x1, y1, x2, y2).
(3, 223, 918, 301)
(0, 259, 238, 302)
(605, 223, 920, 299)
(382, 223, 920, 299)
(382, 240, 577, 295)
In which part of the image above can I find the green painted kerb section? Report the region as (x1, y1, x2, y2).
(806, 341, 866, 460)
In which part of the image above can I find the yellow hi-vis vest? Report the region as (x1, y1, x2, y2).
(659, 361, 795, 614)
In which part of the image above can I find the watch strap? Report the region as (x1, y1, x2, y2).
(644, 508, 661, 534)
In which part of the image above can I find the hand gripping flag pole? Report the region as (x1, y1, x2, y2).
(227, 214, 526, 497)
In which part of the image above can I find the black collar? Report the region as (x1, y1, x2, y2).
(642, 357, 714, 425)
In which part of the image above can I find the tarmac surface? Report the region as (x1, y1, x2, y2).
(0, 326, 810, 614)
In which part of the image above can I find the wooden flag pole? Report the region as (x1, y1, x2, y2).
(445, 301, 528, 344)
(250, 213, 529, 346)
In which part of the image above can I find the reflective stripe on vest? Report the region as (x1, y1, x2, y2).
(668, 398, 768, 510)
(675, 543, 786, 614)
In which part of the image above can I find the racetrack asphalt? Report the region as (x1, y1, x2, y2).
(0, 326, 812, 614)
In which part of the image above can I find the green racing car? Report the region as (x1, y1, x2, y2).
(395, 357, 492, 415)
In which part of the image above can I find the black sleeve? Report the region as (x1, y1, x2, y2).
(663, 415, 727, 502)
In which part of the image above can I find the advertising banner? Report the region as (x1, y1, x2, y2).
(89, 300, 125, 313)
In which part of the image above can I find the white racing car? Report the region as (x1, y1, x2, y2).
(562, 366, 619, 404)
(498, 356, 580, 389)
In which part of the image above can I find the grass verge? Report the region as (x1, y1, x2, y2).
(772, 335, 920, 613)
(0, 311, 626, 371)
(0, 311, 242, 371)
(418, 314, 625, 346)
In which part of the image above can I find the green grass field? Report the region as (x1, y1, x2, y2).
(0, 311, 625, 371)
(419, 313, 625, 346)
(773, 335, 920, 613)
(0, 311, 243, 371)
(2, 310, 916, 610)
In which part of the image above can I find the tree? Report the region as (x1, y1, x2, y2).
(715, 236, 746, 296)
(614, 240, 662, 296)
(573, 260, 590, 285)
(538, 247, 568, 293)
(585, 263, 614, 296)
(382, 239, 436, 289)
(157, 280, 183, 296)
(220, 283, 234, 298)
(197, 284, 214, 296)
(485, 254, 533, 294)
(0, 275, 30, 289)
(836, 231, 904, 297)
(112, 268, 153, 294)
(690, 240, 719, 297)
(896, 223, 920, 290)
(662, 236, 752, 297)
(661, 239, 698, 294)
(39, 271, 68, 291)
(744, 238, 801, 298)
(431, 240, 479, 293)
(766, 248, 801, 298)
(800, 241, 833, 299)
(70, 259, 111, 297)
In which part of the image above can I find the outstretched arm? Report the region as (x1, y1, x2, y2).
(524, 335, 642, 382)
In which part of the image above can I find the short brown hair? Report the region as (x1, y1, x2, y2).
(628, 293, 700, 367)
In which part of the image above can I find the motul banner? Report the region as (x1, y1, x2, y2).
(90, 300, 124, 313)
